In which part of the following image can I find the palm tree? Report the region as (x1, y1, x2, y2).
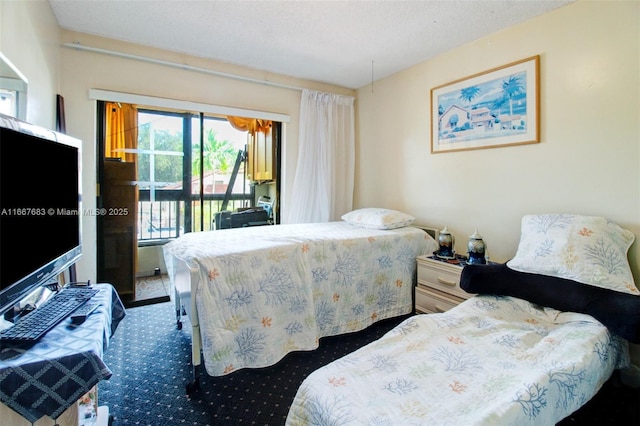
(500, 75, 525, 117)
(192, 129, 238, 189)
(459, 86, 481, 107)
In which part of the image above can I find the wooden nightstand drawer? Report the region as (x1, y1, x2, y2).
(415, 286, 464, 314)
(416, 256, 469, 300)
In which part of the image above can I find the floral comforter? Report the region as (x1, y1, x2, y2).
(163, 221, 437, 376)
(286, 295, 630, 425)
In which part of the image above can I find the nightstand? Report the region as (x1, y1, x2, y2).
(415, 255, 472, 314)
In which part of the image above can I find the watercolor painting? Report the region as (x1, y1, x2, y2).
(431, 56, 539, 153)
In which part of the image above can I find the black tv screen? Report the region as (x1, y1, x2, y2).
(0, 114, 82, 315)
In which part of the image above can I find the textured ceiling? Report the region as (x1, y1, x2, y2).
(49, 0, 574, 89)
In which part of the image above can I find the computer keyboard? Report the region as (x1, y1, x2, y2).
(0, 287, 99, 343)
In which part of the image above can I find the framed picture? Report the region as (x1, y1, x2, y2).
(431, 55, 540, 153)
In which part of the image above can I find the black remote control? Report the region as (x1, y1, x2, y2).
(70, 303, 100, 323)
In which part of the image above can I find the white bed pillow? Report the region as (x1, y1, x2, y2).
(507, 214, 638, 295)
(341, 208, 415, 230)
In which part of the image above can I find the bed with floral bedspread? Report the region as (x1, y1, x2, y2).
(163, 220, 437, 377)
(286, 294, 630, 425)
(287, 213, 638, 425)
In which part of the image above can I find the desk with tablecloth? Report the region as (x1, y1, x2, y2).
(0, 284, 125, 425)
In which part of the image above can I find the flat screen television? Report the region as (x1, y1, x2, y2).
(0, 113, 82, 318)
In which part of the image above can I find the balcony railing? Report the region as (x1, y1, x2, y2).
(137, 196, 253, 243)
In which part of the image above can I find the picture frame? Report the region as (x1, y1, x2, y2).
(430, 55, 540, 153)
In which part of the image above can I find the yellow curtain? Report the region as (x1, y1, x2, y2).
(106, 102, 138, 164)
(104, 102, 139, 274)
(226, 116, 271, 134)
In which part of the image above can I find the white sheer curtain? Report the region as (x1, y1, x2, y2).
(285, 89, 355, 223)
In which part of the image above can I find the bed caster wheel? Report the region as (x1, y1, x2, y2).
(186, 378, 200, 396)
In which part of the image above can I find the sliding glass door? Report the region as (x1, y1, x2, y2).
(135, 109, 255, 242)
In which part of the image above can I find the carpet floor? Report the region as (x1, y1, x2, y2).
(99, 301, 640, 425)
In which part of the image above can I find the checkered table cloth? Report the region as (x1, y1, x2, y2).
(0, 284, 125, 423)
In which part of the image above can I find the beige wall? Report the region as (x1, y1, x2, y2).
(0, 0, 60, 127)
(356, 0, 640, 282)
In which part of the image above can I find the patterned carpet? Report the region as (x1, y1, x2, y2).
(99, 301, 640, 425)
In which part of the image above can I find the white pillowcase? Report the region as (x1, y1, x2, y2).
(507, 214, 638, 295)
(341, 208, 415, 230)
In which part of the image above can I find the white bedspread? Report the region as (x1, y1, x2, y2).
(286, 295, 630, 425)
(163, 222, 436, 376)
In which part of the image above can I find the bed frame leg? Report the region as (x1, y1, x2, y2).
(176, 307, 183, 330)
(186, 364, 201, 396)
(185, 322, 203, 396)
